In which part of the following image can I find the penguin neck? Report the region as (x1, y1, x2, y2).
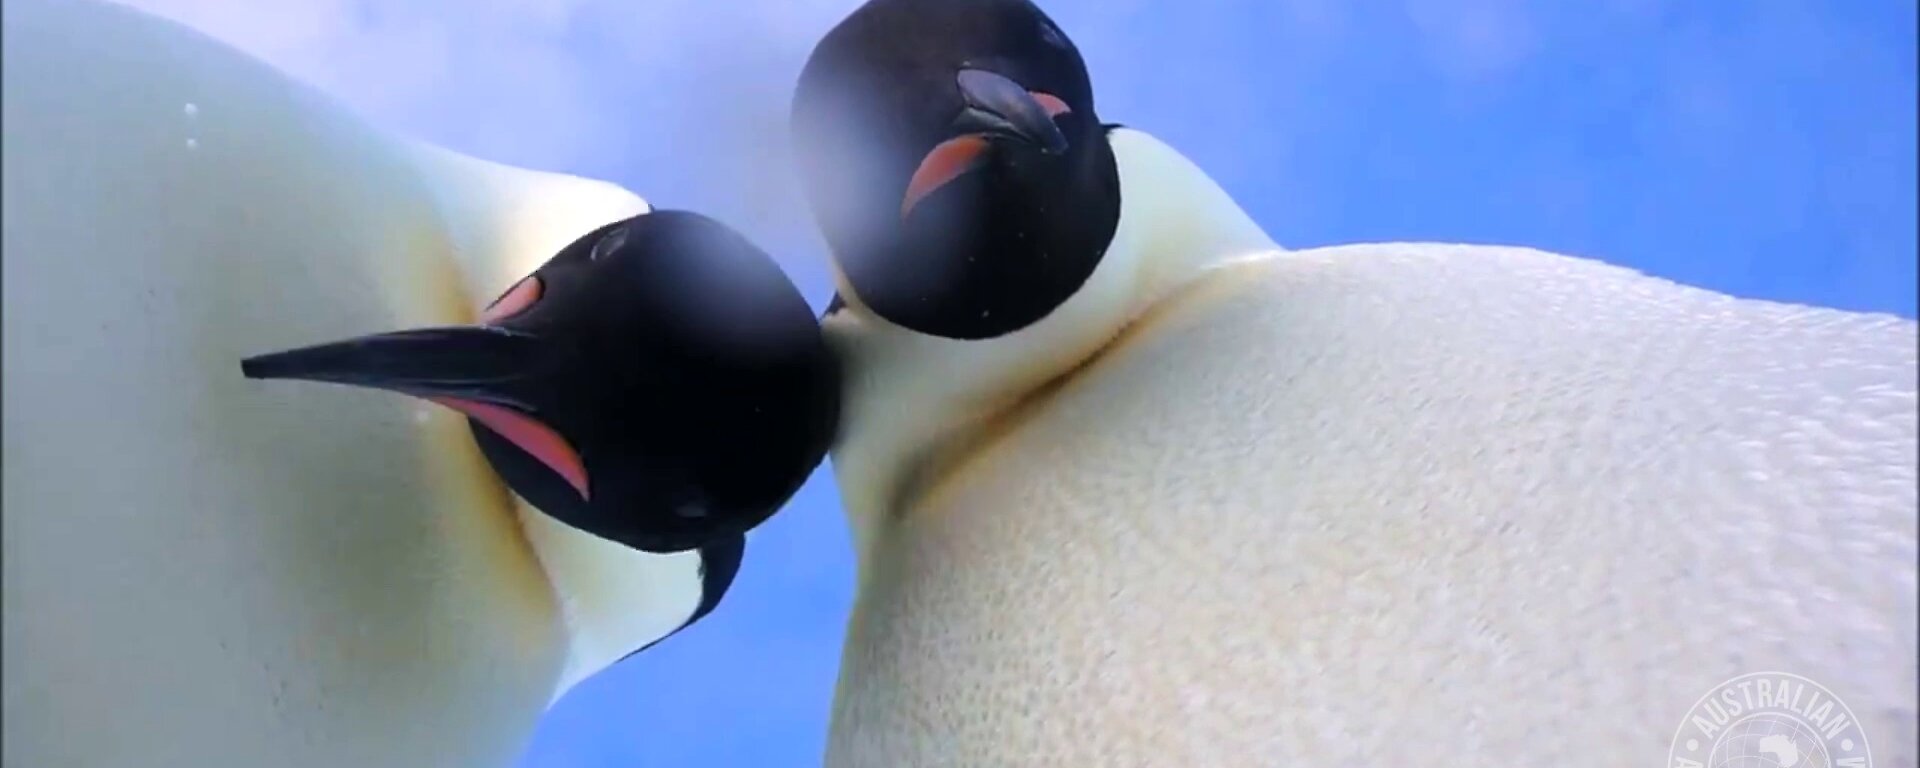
(399, 140, 653, 301)
(397, 141, 685, 703)
(1102, 127, 1281, 305)
(828, 127, 1280, 567)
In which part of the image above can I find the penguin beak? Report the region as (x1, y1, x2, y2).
(240, 326, 593, 500)
(901, 69, 1073, 220)
(952, 69, 1071, 153)
(240, 326, 547, 406)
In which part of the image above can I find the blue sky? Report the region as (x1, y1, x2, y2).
(123, 0, 1916, 765)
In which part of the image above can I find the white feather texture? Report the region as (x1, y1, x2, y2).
(825, 130, 1918, 766)
(3, 0, 702, 764)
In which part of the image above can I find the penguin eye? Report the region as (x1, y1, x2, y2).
(590, 224, 630, 262)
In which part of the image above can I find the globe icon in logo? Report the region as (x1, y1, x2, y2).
(1708, 714, 1832, 768)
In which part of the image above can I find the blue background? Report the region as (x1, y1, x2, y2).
(124, 1, 1916, 765)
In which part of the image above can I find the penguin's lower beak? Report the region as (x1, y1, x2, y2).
(241, 325, 592, 500)
(901, 69, 1073, 220)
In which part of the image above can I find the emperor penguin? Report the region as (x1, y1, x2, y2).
(788, 1, 1920, 765)
(3, 0, 837, 765)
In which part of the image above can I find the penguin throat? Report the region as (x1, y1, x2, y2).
(826, 128, 1280, 565)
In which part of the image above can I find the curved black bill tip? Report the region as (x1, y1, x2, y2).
(954, 68, 1069, 155)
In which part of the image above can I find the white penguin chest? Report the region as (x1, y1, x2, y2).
(827, 246, 1917, 767)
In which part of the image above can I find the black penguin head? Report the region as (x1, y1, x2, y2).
(241, 210, 840, 554)
(792, 0, 1120, 340)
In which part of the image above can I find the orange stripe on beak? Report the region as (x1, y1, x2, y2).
(899, 90, 1073, 221)
(901, 135, 991, 221)
(1031, 91, 1071, 118)
(431, 396, 590, 500)
(481, 276, 542, 325)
